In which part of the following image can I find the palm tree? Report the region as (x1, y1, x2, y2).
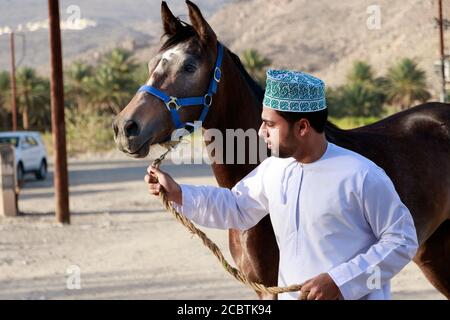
(347, 60, 388, 89)
(16, 67, 37, 130)
(327, 87, 348, 118)
(28, 79, 51, 131)
(329, 61, 385, 118)
(103, 48, 138, 74)
(384, 58, 431, 110)
(347, 61, 375, 84)
(0, 71, 10, 104)
(133, 63, 150, 86)
(16, 67, 50, 130)
(241, 49, 271, 86)
(340, 82, 385, 117)
(0, 71, 10, 129)
(66, 61, 92, 110)
(87, 48, 139, 114)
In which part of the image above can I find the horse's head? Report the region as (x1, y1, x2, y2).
(113, 0, 220, 158)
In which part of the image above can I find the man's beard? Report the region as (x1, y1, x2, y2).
(277, 144, 295, 158)
(272, 129, 296, 158)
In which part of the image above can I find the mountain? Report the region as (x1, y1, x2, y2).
(208, 0, 450, 95)
(0, 0, 234, 72)
(1, 0, 449, 97)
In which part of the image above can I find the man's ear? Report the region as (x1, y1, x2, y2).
(186, 0, 217, 47)
(161, 1, 182, 37)
(297, 119, 310, 137)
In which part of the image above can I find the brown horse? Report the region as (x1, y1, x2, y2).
(113, 1, 450, 299)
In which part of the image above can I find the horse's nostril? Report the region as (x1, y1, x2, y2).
(124, 120, 140, 137)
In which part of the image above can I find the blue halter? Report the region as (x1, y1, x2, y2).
(137, 42, 224, 132)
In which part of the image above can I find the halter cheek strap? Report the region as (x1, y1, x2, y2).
(137, 42, 224, 132)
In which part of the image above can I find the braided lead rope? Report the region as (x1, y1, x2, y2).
(151, 144, 304, 295)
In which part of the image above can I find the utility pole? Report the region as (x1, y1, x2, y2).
(438, 0, 446, 102)
(48, 0, 70, 224)
(9, 32, 17, 131)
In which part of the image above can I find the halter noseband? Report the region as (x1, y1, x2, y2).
(137, 42, 224, 133)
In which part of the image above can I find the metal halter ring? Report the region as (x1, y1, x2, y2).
(214, 67, 221, 83)
(204, 94, 213, 107)
(166, 97, 180, 111)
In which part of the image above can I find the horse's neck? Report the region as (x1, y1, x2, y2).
(203, 51, 263, 188)
(205, 52, 262, 131)
(324, 122, 353, 147)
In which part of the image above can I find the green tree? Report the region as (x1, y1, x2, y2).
(16, 67, 51, 131)
(133, 63, 150, 86)
(29, 79, 51, 131)
(241, 49, 271, 86)
(65, 60, 93, 110)
(17, 67, 38, 130)
(87, 48, 139, 114)
(103, 48, 138, 74)
(384, 58, 430, 110)
(340, 82, 385, 117)
(0, 71, 10, 130)
(326, 87, 346, 118)
(347, 61, 375, 83)
(328, 61, 385, 118)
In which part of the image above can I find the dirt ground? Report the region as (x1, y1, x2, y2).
(0, 150, 446, 300)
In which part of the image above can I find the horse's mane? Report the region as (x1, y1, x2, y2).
(324, 120, 348, 144)
(160, 19, 264, 107)
(325, 120, 343, 132)
(227, 50, 264, 105)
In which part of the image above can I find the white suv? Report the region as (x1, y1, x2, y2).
(0, 131, 48, 185)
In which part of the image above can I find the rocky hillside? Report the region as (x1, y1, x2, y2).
(208, 0, 449, 96)
(0, 0, 232, 71)
(1, 0, 448, 97)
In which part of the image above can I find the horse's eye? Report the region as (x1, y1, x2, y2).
(184, 64, 196, 73)
(161, 58, 168, 66)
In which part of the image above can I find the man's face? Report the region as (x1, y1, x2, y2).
(258, 107, 298, 158)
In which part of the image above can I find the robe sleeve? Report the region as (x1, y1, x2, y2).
(327, 167, 419, 300)
(170, 158, 271, 230)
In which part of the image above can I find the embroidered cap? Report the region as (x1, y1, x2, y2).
(263, 69, 327, 112)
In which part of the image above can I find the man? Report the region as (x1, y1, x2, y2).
(145, 69, 418, 300)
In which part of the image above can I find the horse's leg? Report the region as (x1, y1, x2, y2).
(413, 220, 450, 299)
(229, 215, 279, 300)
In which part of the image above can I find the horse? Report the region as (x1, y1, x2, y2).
(113, 0, 450, 299)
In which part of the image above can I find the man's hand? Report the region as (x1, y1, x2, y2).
(298, 273, 341, 300)
(144, 165, 182, 204)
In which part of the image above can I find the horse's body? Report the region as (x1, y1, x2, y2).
(114, 1, 450, 299)
(205, 55, 450, 299)
(326, 105, 450, 298)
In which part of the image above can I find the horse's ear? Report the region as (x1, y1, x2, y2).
(161, 1, 182, 37)
(186, 0, 217, 47)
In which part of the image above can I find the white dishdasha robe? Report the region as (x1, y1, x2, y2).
(172, 142, 418, 300)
